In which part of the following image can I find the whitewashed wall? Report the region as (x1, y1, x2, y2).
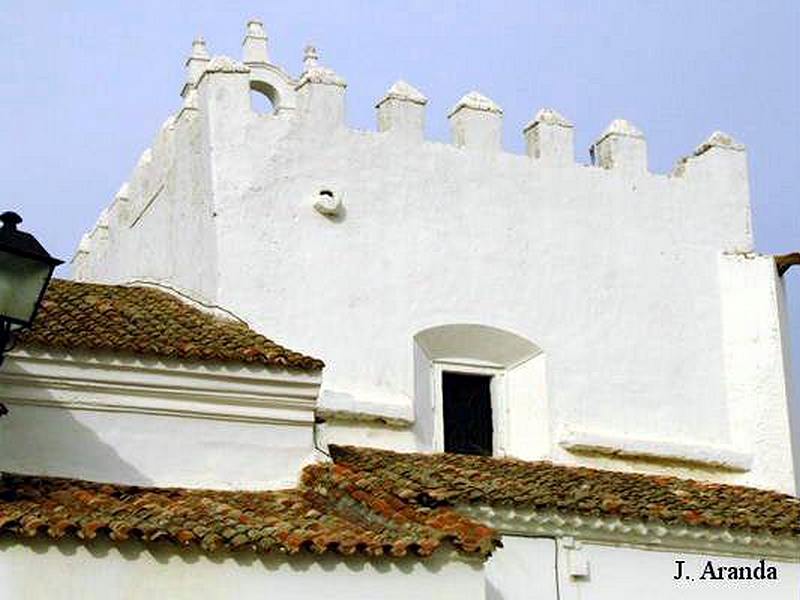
(73, 27, 796, 493)
(565, 542, 800, 600)
(0, 538, 484, 600)
(486, 535, 800, 600)
(0, 350, 321, 489)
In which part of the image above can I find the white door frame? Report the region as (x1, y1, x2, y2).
(431, 359, 508, 456)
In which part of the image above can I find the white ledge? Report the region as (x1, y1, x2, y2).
(316, 388, 414, 426)
(559, 428, 753, 472)
(459, 505, 800, 561)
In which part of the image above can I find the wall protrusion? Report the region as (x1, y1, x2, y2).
(71, 233, 93, 281)
(196, 56, 252, 126)
(109, 182, 132, 228)
(295, 46, 347, 131)
(670, 131, 752, 251)
(694, 130, 745, 156)
(672, 131, 747, 178)
(376, 80, 427, 142)
(136, 148, 152, 170)
(178, 88, 199, 120)
(523, 108, 574, 165)
(448, 91, 503, 152)
(242, 19, 269, 65)
(88, 209, 111, 266)
(591, 119, 647, 175)
(181, 37, 210, 98)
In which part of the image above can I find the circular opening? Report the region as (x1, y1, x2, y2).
(249, 81, 279, 115)
(250, 89, 275, 114)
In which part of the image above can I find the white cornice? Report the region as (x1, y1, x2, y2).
(0, 349, 321, 425)
(459, 505, 800, 561)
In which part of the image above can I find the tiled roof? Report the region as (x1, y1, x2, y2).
(330, 446, 800, 537)
(0, 463, 498, 559)
(16, 279, 323, 371)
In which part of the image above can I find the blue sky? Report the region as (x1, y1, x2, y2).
(1, 1, 798, 448)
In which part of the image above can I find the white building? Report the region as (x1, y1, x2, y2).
(1, 19, 798, 599)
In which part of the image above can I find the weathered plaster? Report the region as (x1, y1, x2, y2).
(0, 538, 485, 600)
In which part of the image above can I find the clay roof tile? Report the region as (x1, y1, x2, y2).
(17, 279, 323, 371)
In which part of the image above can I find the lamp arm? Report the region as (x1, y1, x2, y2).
(0, 319, 18, 368)
(0, 319, 16, 417)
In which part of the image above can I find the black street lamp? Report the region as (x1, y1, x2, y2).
(0, 211, 63, 368)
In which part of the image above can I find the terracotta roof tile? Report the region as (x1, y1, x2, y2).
(0, 463, 499, 559)
(16, 279, 323, 371)
(330, 446, 800, 537)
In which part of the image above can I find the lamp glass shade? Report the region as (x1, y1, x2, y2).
(0, 248, 54, 330)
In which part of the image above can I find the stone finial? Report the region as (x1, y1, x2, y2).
(303, 45, 319, 70)
(183, 37, 210, 96)
(523, 108, 574, 165)
(246, 18, 265, 37)
(191, 37, 210, 60)
(448, 91, 503, 152)
(591, 118, 648, 174)
(448, 91, 503, 118)
(297, 46, 346, 88)
(376, 81, 427, 140)
(243, 18, 269, 64)
(693, 131, 745, 156)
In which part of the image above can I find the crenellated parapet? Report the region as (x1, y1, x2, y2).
(75, 17, 757, 283)
(147, 18, 756, 182)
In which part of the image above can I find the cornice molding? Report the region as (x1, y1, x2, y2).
(0, 349, 321, 425)
(559, 427, 753, 472)
(459, 505, 800, 561)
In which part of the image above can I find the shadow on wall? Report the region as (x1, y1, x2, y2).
(0, 397, 151, 485)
